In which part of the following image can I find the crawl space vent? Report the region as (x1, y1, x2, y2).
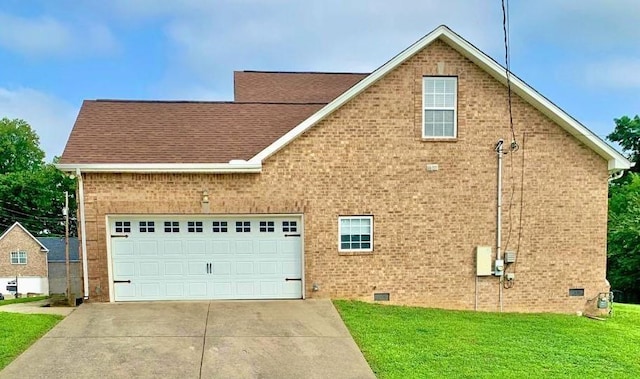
(568, 288, 585, 297)
(374, 293, 390, 301)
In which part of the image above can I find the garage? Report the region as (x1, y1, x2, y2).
(108, 215, 303, 301)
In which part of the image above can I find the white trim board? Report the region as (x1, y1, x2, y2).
(249, 25, 631, 172)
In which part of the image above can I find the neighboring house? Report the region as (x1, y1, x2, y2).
(37, 237, 82, 296)
(57, 26, 632, 313)
(0, 222, 49, 296)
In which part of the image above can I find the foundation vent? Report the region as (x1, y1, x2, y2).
(374, 293, 390, 301)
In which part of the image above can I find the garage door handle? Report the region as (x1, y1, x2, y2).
(111, 235, 129, 238)
(285, 234, 301, 237)
(285, 278, 302, 281)
(114, 280, 131, 284)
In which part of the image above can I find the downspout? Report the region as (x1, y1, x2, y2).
(76, 168, 90, 300)
(495, 140, 504, 312)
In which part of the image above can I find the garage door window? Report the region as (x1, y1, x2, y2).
(236, 221, 251, 232)
(339, 216, 373, 252)
(164, 221, 180, 232)
(115, 221, 131, 233)
(260, 221, 275, 232)
(188, 221, 203, 233)
(282, 221, 297, 233)
(139, 221, 155, 233)
(212, 221, 228, 233)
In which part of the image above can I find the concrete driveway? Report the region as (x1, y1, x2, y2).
(0, 300, 375, 379)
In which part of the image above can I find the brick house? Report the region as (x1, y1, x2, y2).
(0, 222, 49, 296)
(57, 26, 631, 313)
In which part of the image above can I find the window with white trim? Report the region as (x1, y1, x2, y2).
(339, 216, 373, 252)
(10, 251, 27, 265)
(423, 77, 457, 138)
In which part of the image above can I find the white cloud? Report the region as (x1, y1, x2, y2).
(0, 87, 78, 161)
(584, 59, 640, 89)
(0, 12, 118, 58)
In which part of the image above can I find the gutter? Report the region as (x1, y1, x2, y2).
(56, 162, 262, 174)
(76, 168, 90, 300)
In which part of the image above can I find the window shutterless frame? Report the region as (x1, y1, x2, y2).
(422, 76, 457, 138)
(10, 251, 27, 265)
(338, 215, 373, 252)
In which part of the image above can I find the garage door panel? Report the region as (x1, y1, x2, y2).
(111, 216, 302, 301)
(139, 262, 160, 276)
(138, 241, 158, 256)
(114, 262, 135, 277)
(258, 240, 278, 254)
(140, 282, 161, 297)
(281, 261, 300, 276)
(164, 262, 184, 276)
(189, 282, 208, 297)
(186, 240, 206, 255)
(212, 262, 231, 275)
(163, 240, 183, 255)
(235, 240, 253, 254)
(236, 261, 253, 275)
(211, 241, 230, 254)
(259, 262, 278, 275)
(112, 240, 134, 256)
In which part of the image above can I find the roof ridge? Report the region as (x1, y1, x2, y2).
(239, 70, 370, 75)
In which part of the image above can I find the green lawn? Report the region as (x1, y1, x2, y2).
(334, 300, 640, 379)
(0, 296, 48, 306)
(0, 312, 62, 369)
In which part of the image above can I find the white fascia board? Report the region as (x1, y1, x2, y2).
(249, 25, 632, 172)
(0, 222, 50, 252)
(55, 162, 262, 173)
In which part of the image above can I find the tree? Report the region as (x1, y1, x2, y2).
(0, 118, 76, 236)
(607, 173, 640, 303)
(608, 115, 640, 173)
(0, 118, 45, 174)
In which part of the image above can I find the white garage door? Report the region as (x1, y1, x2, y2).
(109, 216, 303, 301)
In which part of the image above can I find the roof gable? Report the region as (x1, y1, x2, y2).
(0, 222, 49, 252)
(249, 25, 631, 172)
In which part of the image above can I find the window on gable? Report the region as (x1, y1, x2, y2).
(423, 77, 457, 138)
(339, 216, 373, 252)
(10, 251, 27, 265)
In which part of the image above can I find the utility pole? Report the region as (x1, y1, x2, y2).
(64, 191, 71, 305)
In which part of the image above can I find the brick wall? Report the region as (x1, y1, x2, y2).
(80, 39, 609, 313)
(0, 226, 48, 278)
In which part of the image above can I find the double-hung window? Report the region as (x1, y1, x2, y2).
(423, 76, 457, 138)
(10, 251, 27, 265)
(339, 216, 373, 252)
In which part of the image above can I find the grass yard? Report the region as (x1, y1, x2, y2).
(0, 312, 62, 369)
(0, 296, 48, 306)
(334, 300, 640, 379)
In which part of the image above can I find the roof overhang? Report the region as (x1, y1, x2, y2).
(55, 162, 262, 174)
(250, 25, 632, 173)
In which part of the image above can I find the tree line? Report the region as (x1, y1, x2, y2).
(0, 117, 77, 236)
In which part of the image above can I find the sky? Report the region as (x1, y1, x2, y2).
(0, 0, 638, 161)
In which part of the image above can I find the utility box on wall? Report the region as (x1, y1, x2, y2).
(476, 246, 492, 276)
